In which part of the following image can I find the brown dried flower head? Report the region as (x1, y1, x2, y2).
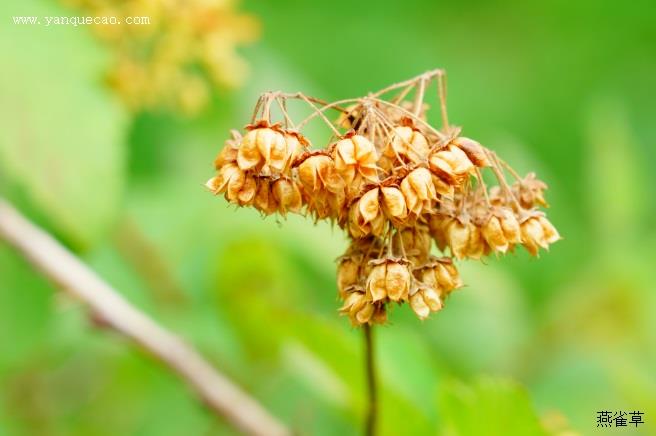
(204, 69, 560, 326)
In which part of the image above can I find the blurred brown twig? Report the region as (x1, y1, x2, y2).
(0, 198, 290, 436)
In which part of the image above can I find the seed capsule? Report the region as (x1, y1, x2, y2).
(416, 257, 463, 297)
(297, 154, 344, 194)
(520, 213, 560, 256)
(366, 258, 412, 302)
(253, 178, 277, 215)
(409, 287, 443, 320)
(237, 123, 290, 175)
(443, 217, 489, 259)
(339, 287, 378, 325)
(380, 186, 408, 222)
(453, 137, 490, 167)
(429, 214, 450, 252)
(393, 226, 431, 264)
(214, 131, 241, 169)
(429, 144, 474, 186)
(371, 304, 388, 325)
(401, 167, 437, 215)
(337, 255, 362, 298)
(282, 131, 307, 173)
(205, 163, 244, 196)
(225, 173, 257, 206)
(384, 126, 430, 164)
(514, 172, 549, 209)
(272, 178, 303, 215)
(348, 188, 386, 238)
(481, 208, 522, 254)
(333, 134, 379, 184)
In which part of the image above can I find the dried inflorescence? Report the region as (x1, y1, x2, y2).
(63, 0, 258, 114)
(205, 70, 561, 326)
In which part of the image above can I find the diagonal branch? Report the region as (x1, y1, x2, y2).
(0, 198, 290, 436)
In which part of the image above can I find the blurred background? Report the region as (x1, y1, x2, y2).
(1, 0, 655, 434)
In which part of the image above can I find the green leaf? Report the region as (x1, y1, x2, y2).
(0, 0, 125, 247)
(439, 377, 548, 436)
(584, 99, 647, 250)
(0, 246, 52, 370)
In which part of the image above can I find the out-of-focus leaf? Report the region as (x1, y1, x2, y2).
(439, 377, 548, 436)
(530, 351, 616, 434)
(584, 99, 647, 250)
(0, 247, 52, 370)
(423, 261, 530, 375)
(0, 0, 125, 247)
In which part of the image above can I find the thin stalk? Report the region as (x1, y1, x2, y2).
(413, 77, 426, 117)
(363, 324, 378, 436)
(437, 72, 449, 131)
(296, 98, 361, 130)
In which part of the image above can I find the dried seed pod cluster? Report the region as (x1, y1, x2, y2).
(205, 70, 560, 326)
(63, 0, 258, 114)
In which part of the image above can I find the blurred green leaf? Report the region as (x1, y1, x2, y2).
(0, 0, 125, 248)
(439, 377, 548, 436)
(584, 99, 647, 251)
(0, 247, 52, 370)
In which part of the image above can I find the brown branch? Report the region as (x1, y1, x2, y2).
(0, 198, 291, 436)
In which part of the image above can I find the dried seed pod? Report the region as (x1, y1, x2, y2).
(253, 178, 277, 215)
(272, 177, 303, 215)
(333, 134, 379, 184)
(481, 208, 522, 253)
(225, 173, 257, 206)
(482, 213, 508, 253)
(400, 167, 437, 215)
(214, 130, 241, 169)
(466, 223, 488, 259)
(296, 152, 347, 220)
(520, 213, 561, 256)
(393, 226, 431, 264)
(348, 188, 386, 238)
(205, 163, 244, 196)
(384, 126, 430, 164)
(371, 304, 388, 324)
(339, 287, 383, 326)
(431, 174, 454, 197)
(380, 186, 408, 222)
(237, 122, 288, 175)
(348, 204, 385, 238)
(409, 286, 443, 320)
(499, 208, 522, 245)
(443, 217, 469, 259)
(359, 188, 381, 222)
(416, 256, 462, 297)
(297, 154, 345, 194)
(514, 172, 549, 209)
(429, 144, 474, 186)
(366, 258, 412, 302)
(443, 217, 489, 260)
(337, 254, 362, 299)
(432, 257, 463, 294)
(282, 131, 307, 173)
(429, 214, 450, 252)
(453, 137, 490, 167)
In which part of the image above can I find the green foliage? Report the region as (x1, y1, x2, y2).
(1, 0, 655, 435)
(0, 0, 125, 248)
(438, 377, 547, 436)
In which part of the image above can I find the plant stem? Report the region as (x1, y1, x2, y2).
(363, 324, 378, 436)
(0, 199, 290, 436)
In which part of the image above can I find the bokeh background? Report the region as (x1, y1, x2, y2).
(1, 0, 655, 435)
